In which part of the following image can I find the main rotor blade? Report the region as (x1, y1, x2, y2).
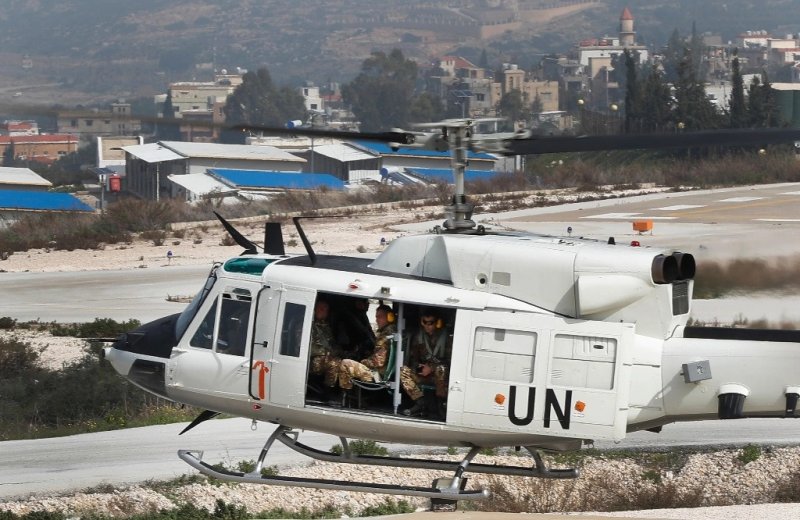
(230, 124, 416, 145)
(214, 211, 259, 255)
(505, 128, 800, 156)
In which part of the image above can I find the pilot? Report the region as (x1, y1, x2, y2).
(337, 304, 396, 391)
(400, 309, 450, 418)
(309, 299, 343, 388)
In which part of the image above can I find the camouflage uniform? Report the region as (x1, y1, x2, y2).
(309, 319, 341, 387)
(400, 327, 450, 400)
(338, 323, 396, 389)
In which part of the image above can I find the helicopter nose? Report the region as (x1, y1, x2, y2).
(105, 313, 181, 399)
(111, 313, 180, 358)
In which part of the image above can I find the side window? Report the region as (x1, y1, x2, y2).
(190, 300, 217, 349)
(279, 302, 305, 357)
(216, 292, 252, 356)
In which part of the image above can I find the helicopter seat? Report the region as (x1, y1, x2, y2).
(350, 336, 398, 409)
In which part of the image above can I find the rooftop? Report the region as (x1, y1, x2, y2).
(0, 167, 52, 187)
(0, 189, 93, 212)
(209, 168, 345, 190)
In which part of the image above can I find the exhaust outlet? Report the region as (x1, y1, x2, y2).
(672, 252, 696, 280)
(651, 254, 679, 284)
(718, 383, 749, 419)
(786, 386, 800, 417)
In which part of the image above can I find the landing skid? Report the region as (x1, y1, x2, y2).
(178, 426, 578, 500)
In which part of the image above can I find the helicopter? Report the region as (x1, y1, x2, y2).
(103, 118, 800, 501)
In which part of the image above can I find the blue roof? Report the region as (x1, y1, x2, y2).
(354, 141, 495, 160)
(0, 190, 94, 212)
(209, 169, 345, 190)
(406, 168, 498, 183)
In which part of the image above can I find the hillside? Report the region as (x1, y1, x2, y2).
(1, 0, 800, 105)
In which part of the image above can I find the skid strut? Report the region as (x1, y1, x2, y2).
(179, 426, 578, 500)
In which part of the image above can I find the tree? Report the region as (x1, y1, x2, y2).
(341, 49, 418, 131)
(2, 141, 15, 167)
(497, 89, 525, 126)
(673, 48, 718, 130)
(408, 92, 445, 124)
(638, 66, 674, 132)
(747, 74, 780, 127)
(156, 90, 182, 141)
(622, 50, 639, 133)
(662, 29, 684, 83)
(531, 94, 544, 116)
(222, 67, 306, 141)
(729, 52, 746, 128)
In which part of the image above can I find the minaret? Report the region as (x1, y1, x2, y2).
(619, 7, 635, 47)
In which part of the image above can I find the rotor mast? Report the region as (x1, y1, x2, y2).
(443, 122, 476, 231)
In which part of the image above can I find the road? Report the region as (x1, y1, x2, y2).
(0, 265, 210, 323)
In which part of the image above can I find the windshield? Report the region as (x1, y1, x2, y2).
(175, 263, 219, 341)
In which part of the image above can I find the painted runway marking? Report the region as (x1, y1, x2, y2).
(754, 219, 800, 222)
(718, 197, 765, 202)
(654, 204, 706, 211)
(780, 191, 800, 196)
(580, 213, 677, 220)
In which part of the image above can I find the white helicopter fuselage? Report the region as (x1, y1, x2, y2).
(105, 230, 800, 451)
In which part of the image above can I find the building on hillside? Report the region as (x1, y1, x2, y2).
(0, 134, 79, 165)
(1, 120, 39, 136)
(0, 166, 52, 191)
(571, 8, 648, 110)
(120, 141, 305, 200)
(497, 65, 560, 113)
(56, 102, 141, 140)
(300, 85, 323, 112)
(97, 136, 144, 170)
(163, 72, 242, 118)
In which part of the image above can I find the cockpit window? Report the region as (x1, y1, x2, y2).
(175, 265, 219, 341)
(190, 301, 217, 349)
(216, 292, 252, 356)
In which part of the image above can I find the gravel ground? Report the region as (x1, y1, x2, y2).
(2, 448, 800, 518)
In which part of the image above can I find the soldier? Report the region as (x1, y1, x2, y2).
(400, 309, 450, 418)
(337, 304, 396, 391)
(309, 299, 342, 389)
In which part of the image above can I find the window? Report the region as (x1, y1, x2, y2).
(475, 93, 485, 102)
(279, 302, 306, 357)
(216, 292, 252, 356)
(85, 120, 93, 127)
(190, 301, 217, 349)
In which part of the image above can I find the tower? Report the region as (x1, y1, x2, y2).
(619, 7, 635, 47)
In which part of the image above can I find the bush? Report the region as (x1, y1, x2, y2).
(738, 444, 762, 464)
(0, 316, 17, 329)
(49, 318, 141, 338)
(329, 439, 388, 456)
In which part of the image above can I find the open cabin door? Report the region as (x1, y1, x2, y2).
(250, 284, 315, 407)
(448, 310, 634, 442)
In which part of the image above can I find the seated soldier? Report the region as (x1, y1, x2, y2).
(400, 309, 451, 418)
(337, 304, 396, 393)
(309, 299, 343, 391)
